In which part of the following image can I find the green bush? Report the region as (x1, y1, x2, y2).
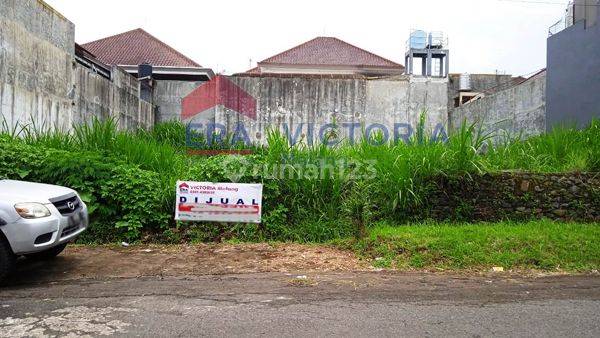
(1, 118, 599, 244)
(0, 139, 170, 241)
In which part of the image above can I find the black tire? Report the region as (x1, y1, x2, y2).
(25, 243, 68, 261)
(0, 235, 17, 285)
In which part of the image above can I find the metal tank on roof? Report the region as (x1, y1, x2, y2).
(408, 30, 428, 49)
(459, 73, 471, 91)
(428, 32, 445, 49)
(405, 29, 450, 77)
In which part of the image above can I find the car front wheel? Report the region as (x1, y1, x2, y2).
(25, 243, 68, 261)
(0, 235, 16, 285)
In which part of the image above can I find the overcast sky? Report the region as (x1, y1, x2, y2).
(45, 0, 567, 76)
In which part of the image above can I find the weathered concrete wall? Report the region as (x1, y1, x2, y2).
(73, 65, 154, 130)
(447, 74, 516, 111)
(449, 71, 546, 137)
(574, 0, 598, 28)
(366, 76, 448, 133)
(0, 0, 75, 129)
(546, 17, 600, 130)
(154, 80, 204, 122)
(0, 0, 154, 131)
(203, 74, 448, 144)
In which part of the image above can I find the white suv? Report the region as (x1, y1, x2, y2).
(0, 180, 89, 283)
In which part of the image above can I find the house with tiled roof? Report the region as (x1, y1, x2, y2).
(82, 28, 213, 81)
(247, 37, 405, 76)
(82, 28, 214, 121)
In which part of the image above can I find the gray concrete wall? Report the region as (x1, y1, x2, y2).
(546, 17, 600, 130)
(1, 0, 154, 131)
(447, 74, 516, 110)
(366, 76, 447, 132)
(574, 0, 598, 28)
(201, 74, 448, 144)
(154, 80, 204, 122)
(0, 0, 75, 129)
(73, 64, 154, 130)
(449, 71, 546, 137)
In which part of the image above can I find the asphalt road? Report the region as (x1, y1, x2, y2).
(1, 272, 600, 337)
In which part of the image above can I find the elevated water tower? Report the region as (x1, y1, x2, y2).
(405, 30, 449, 77)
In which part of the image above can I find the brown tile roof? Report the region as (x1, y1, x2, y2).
(82, 28, 201, 68)
(251, 37, 403, 72)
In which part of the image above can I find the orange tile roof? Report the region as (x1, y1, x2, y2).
(250, 37, 403, 73)
(82, 28, 201, 68)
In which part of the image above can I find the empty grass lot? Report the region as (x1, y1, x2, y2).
(335, 220, 600, 272)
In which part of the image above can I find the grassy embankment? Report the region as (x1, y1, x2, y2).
(335, 220, 600, 272)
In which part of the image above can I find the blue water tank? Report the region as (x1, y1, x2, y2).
(409, 30, 428, 49)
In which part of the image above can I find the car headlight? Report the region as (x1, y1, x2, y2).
(14, 203, 51, 219)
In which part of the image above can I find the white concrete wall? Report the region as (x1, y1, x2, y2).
(257, 64, 405, 76)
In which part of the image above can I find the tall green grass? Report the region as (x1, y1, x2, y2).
(1, 116, 599, 242)
(5, 117, 598, 177)
(2, 118, 191, 186)
(484, 121, 600, 172)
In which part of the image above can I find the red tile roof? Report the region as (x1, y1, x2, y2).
(82, 28, 201, 68)
(251, 37, 403, 72)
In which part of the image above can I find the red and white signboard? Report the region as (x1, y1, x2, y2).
(175, 181, 263, 223)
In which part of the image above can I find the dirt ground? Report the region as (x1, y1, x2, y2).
(14, 243, 368, 281)
(5, 244, 599, 337)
